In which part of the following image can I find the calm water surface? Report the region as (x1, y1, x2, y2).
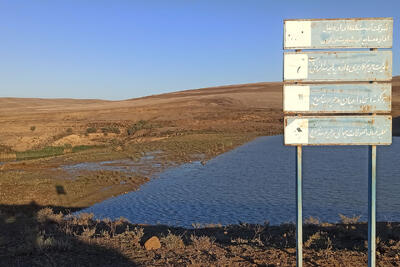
(79, 135, 400, 227)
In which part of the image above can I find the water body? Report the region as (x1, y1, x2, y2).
(79, 135, 400, 227)
(61, 151, 163, 178)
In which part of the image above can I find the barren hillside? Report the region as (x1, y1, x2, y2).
(1, 77, 399, 151)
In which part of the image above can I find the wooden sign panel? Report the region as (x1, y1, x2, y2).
(284, 18, 393, 49)
(284, 116, 392, 145)
(284, 83, 391, 113)
(284, 51, 392, 82)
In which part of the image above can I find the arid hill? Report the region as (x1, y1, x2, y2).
(0, 77, 399, 151)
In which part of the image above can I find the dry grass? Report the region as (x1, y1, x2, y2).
(160, 231, 185, 250)
(190, 235, 215, 251)
(2, 208, 400, 266)
(339, 214, 362, 224)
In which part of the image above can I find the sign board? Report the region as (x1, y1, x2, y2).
(284, 51, 392, 82)
(284, 18, 393, 49)
(284, 116, 392, 145)
(284, 83, 391, 113)
(283, 17, 393, 267)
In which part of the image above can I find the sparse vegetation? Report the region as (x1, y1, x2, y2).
(30, 126, 36, 131)
(2, 208, 399, 266)
(71, 145, 103, 153)
(86, 127, 97, 134)
(127, 120, 150, 135)
(101, 126, 120, 134)
(305, 216, 321, 225)
(160, 231, 185, 250)
(16, 146, 65, 160)
(339, 214, 362, 224)
(66, 128, 73, 134)
(190, 235, 215, 251)
(0, 144, 13, 153)
(305, 231, 332, 250)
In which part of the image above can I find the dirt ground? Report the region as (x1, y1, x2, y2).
(0, 81, 283, 152)
(1, 207, 400, 267)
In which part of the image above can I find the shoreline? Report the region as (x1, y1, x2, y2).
(0, 132, 262, 211)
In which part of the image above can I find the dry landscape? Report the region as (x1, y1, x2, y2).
(1, 77, 400, 266)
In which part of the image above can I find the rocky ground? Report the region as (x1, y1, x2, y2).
(1, 207, 400, 266)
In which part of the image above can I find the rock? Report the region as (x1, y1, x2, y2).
(144, 236, 161, 250)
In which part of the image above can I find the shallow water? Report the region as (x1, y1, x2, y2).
(79, 135, 400, 227)
(61, 151, 163, 177)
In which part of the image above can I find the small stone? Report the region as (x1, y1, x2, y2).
(144, 236, 161, 250)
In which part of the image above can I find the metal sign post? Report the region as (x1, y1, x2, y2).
(296, 145, 303, 267)
(283, 17, 393, 267)
(368, 144, 377, 267)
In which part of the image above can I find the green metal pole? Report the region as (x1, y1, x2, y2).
(296, 145, 303, 267)
(368, 145, 377, 267)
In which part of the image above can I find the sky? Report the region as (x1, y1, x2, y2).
(1, 0, 399, 100)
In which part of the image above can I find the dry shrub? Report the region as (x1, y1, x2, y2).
(231, 237, 248, 244)
(190, 235, 215, 251)
(36, 208, 63, 223)
(305, 231, 332, 250)
(160, 231, 185, 250)
(113, 226, 144, 248)
(78, 213, 94, 225)
(339, 214, 361, 224)
(191, 223, 203, 229)
(36, 233, 55, 251)
(35, 231, 72, 251)
(80, 226, 96, 239)
(304, 216, 320, 225)
(100, 229, 111, 239)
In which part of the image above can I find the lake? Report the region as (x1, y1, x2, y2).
(79, 135, 400, 227)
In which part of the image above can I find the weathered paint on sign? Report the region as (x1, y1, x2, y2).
(284, 51, 392, 82)
(284, 115, 392, 145)
(284, 83, 391, 113)
(284, 18, 393, 49)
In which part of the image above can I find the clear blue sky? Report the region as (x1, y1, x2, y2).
(1, 0, 399, 100)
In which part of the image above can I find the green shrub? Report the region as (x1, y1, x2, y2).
(86, 127, 97, 134)
(127, 120, 149, 136)
(30, 126, 36, 132)
(66, 128, 73, 134)
(101, 126, 120, 134)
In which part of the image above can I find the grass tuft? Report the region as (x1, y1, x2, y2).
(339, 214, 361, 224)
(160, 230, 185, 250)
